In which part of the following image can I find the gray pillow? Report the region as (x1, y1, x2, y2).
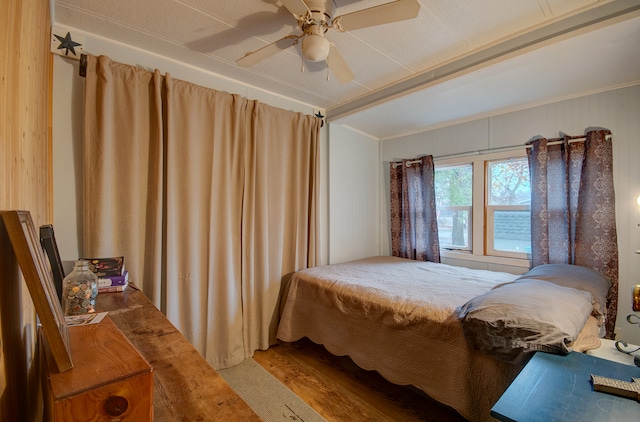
(515, 264, 610, 325)
(456, 279, 593, 365)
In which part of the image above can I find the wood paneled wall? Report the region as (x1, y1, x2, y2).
(1, 0, 52, 420)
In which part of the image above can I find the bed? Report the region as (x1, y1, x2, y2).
(276, 256, 606, 422)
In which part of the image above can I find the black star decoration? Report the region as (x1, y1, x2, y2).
(315, 111, 325, 120)
(55, 32, 82, 56)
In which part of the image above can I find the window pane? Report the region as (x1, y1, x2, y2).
(492, 210, 531, 254)
(435, 165, 472, 206)
(488, 159, 530, 206)
(437, 207, 470, 249)
(435, 165, 472, 250)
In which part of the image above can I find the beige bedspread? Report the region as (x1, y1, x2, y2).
(277, 256, 589, 421)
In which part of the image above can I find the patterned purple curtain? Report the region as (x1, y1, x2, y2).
(527, 129, 618, 338)
(390, 156, 440, 263)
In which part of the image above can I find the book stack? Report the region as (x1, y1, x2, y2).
(82, 256, 129, 293)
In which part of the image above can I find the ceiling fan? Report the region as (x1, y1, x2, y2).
(236, 0, 420, 83)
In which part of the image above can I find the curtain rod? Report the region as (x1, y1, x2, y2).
(392, 134, 612, 167)
(76, 53, 324, 127)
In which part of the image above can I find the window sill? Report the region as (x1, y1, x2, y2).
(440, 250, 531, 268)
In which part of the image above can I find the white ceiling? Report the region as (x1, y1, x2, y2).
(52, 0, 640, 140)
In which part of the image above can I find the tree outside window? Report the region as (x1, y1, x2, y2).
(434, 165, 472, 250)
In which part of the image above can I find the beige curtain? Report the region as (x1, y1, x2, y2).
(242, 103, 320, 349)
(83, 55, 320, 368)
(83, 56, 164, 305)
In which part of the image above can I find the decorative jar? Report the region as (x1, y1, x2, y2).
(62, 259, 98, 315)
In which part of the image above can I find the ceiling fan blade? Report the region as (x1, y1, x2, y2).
(280, 0, 311, 18)
(334, 0, 420, 32)
(326, 45, 354, 83)
(236, 36, 300, 67)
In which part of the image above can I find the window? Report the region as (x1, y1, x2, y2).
(486, 158, 531, 259)
(434, 164, 472, 251)
(435, 151, 531, 263)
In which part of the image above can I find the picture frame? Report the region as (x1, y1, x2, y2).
(39, 224, 65, 302)
(0, 210, 73, 372)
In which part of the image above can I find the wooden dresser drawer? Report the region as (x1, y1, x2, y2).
(43, 316, 153, 421)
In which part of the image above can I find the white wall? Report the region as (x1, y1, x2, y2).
(52, 27, 329, 272)
(328, 124, 380, 263)
(376, 84, 640, 344)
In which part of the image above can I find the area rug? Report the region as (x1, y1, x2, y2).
(218, 358, 327, 422)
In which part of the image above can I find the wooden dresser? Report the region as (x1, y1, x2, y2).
(43, 316, 154, 421)
(49, 283, 260, 421)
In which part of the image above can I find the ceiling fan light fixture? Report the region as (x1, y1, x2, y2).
(237, 0, 421, 82)
(302, 34, 330, 62)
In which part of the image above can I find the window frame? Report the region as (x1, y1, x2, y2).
(485, 156, 531, 260)
(435, 149, 531, 268)
(486, 204, 531, 259)
(437, 205, 472, 251)
(434, 163, 473, 252)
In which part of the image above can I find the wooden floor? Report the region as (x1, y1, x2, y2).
(253, 337, 467, 421)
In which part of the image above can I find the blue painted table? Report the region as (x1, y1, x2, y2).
(491, 351, 640, 422)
